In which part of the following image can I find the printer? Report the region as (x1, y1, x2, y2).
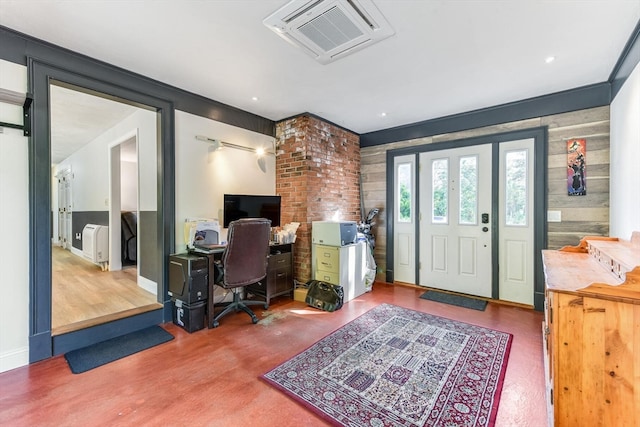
(312, 221, 357, 246)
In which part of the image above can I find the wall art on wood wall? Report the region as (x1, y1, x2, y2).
(567, 138, 586, 196)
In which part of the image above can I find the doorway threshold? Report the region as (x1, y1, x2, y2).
(52, 303, 163, 336)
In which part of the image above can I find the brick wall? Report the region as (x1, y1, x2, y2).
(275, 114, 361, 283)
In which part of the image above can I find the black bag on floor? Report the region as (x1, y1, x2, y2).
(305, 280, 344, 312)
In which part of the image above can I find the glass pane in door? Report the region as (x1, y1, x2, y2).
(432, 158, 448, 224)
(505, 150, 528, 226)
(459, 155, 478, 225)
(398, 162, 412, 223)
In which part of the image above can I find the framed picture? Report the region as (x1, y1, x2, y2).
(567, 138, 586, 196)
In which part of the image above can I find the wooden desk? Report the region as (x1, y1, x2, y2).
(204, 243, 294, 328)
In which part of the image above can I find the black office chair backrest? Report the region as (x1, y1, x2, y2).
(222, 218, 271, 288)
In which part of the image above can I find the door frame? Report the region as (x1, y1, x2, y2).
(108, 130, 139, 274)
(385, 127, 548, 310)
(29, 59, 175, 362)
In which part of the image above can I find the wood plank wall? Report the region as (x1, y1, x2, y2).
(360, 106, 610, 279)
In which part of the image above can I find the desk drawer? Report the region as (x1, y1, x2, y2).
(273, 267, 292, 294)
(315, 245, 339, 274)
(269, 252, 291, 269)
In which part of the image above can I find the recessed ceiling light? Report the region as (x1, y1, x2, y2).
(545, 56, 555, 64)
(379, 112, 387, 118)
(251, 96, 259, 101)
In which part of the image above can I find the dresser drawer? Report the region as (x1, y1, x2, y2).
(315, 245, 340, 274)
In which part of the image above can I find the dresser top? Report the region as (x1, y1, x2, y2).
(587, 236, 640, 273)
(542, 250, 623, 292)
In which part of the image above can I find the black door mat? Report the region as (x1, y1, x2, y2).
(420, 290, 488, 311)
(64, 326, 174, 374)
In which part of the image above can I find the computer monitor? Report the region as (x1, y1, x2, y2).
(223, 194, 281, 228)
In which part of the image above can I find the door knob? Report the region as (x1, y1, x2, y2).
(482, 227, 489, 232)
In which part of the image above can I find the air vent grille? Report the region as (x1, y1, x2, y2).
(264, 0, 394, 64)
(298, 6, 364, 52)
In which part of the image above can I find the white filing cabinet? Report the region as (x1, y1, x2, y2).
(313, 242, 366, 303)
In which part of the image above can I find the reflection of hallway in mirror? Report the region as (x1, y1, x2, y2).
(51, 246, 160, 336)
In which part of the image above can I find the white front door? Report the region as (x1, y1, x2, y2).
(498, 138, 535, 305)
(393, 155, 416, 284)
(419, 144, 492, 297)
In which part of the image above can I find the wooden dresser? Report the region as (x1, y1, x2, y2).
(541, 231, 640, 427)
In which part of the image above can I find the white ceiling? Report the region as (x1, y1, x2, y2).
(1, 0, 639, 151)
(49, 85, 138, 163)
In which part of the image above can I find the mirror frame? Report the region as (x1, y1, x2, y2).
(29, 59, 175, 362)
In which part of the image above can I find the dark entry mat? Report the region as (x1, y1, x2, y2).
(420, 290, 488, 311)
(64, 326, 174, 374)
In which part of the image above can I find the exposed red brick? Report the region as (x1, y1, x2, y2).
(275, 115, 361, 283)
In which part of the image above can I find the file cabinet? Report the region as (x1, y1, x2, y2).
(313, 242, 366, 303)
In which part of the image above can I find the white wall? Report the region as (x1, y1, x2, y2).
(54, 108, 155, 213)
(175, 110, 276, 251)
(120, 160, 138, 212)
(610, 61, 640, 239)
(0, 59, 29, 372)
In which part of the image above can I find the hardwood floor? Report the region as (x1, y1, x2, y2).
(52, 246, 160, 335)
(0, 283, 546, 426)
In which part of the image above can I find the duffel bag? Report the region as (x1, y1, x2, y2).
(305, 280, 344, 312)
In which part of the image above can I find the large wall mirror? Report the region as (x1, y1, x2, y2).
(29, 60, 174, 362)
(49, 81, 162, 335)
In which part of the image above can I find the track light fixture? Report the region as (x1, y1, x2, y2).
(195, 135, 275, 156)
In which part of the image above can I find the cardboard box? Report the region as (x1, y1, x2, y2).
(294, 287, 309, 302)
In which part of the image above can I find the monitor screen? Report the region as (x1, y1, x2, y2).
(223, 194, 281, 228)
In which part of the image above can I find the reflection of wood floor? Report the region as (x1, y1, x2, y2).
(52, 246, 161, 336)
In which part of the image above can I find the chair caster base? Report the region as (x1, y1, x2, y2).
(212, 321, 220, 328)
(251, 315, 259, 324)
(264, 303, 269, 310)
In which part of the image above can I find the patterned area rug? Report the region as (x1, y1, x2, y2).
(262, 304, 512, 426)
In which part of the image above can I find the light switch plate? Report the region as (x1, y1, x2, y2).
(547, 210, 562, 222)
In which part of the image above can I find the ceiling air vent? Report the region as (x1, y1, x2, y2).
(264, 0, 394, 64)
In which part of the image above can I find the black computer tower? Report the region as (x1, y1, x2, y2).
(168, 253, 209, 303)
(172, 299, 206, 333)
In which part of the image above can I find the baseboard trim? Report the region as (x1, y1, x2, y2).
(0, 345, 29, 373)
(70, 247, 83, 258)
(138, 275, 157, 296)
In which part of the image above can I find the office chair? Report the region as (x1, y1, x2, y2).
(207, 218, 271, 328)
